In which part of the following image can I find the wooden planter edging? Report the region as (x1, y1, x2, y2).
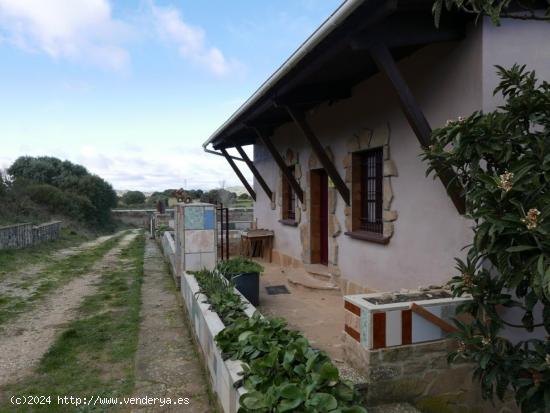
(180, 272, 256, 413)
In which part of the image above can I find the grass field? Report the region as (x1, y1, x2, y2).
(0, 233, 146, 412)
(0, 232, 125, 327)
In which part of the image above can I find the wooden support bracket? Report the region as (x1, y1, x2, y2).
(367, 41, 465, 214)
(283, 106, 350, 206)
(220, 148, 256, 201)
(235, 145, 273, 201)
(410, 303, 458, 334)
(251, 127, 304, 204)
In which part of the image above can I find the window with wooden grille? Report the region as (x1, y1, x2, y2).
(349, 147, 385, 239)
(282, 166, 296, 221)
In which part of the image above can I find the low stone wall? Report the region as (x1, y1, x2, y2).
(180, 272, 256, 413)
(342, 333, 518, 412)
(161, 231, 177, 287)
(0, 221, 62, 250)
(32, 221, 62, 244)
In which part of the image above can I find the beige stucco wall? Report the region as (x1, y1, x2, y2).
(252, 20, 547, 292)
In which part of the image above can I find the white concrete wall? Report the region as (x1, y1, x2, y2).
(482, 17, 550, 111)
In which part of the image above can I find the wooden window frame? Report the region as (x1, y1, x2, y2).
(345, 147, 390, 244)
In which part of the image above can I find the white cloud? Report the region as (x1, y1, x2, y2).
(0, 0, 130, 71)
(151, 3, 239, 77)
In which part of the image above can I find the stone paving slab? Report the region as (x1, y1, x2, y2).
(131, 238, 213, 413)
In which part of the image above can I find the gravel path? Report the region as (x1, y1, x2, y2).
(0, 231, 123, 300)
(0, 230, 138, 387)
(131, 238, 212, 413)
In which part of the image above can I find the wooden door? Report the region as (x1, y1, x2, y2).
(310, 169, 329, 265)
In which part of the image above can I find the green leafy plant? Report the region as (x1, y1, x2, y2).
(193, 269, 248, 325)
(217, 257, 264, 275)
(191, 269, 366, 412)
(422, 64, 550, 413)
(216, 314, 366, 413)
(433, 0, 550, 27)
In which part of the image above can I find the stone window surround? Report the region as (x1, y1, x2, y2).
(344, 123, 398, 244)
(277, 148, 302, 227)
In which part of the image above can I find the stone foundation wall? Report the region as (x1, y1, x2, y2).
(0, 221, 62, 250)
(342, 334, 518, 413)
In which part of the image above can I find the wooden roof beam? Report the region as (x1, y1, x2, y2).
(220, 148, 256, 201)
(251, 126, 304, 204)
(366, 40, 465, 214)
(235, 145, 273, 202)
(282, 105, 351, 206)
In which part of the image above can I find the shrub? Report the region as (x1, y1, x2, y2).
(217, 257, 264, 275)
(122, 190, 146, 205)
(422, 65, 550, 412)
(24, 183, 96, 223)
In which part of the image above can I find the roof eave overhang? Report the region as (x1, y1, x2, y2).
(204, 0, 466, 150)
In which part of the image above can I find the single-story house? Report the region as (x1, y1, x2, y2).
(202, 0, 549, 295)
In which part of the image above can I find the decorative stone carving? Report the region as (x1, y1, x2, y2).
(383, 160, 398, 177)
(371, 125, 390, 147)
(278, 148, 302, 219)
(383, 210, 398, 222)
(329, 242, 338, 266)
(300, 223, 310, 263)
(383, 178, 394, 211)
(328, 188, 337, 214)
(357, 128, 372, 150)
(346, 135, 360, 152)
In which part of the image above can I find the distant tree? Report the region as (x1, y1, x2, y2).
(238, 193, 251, 200)
(200, 188, 237, 205)
(122, 190, 146, 205)
(0, 171, 5, 196)
(186, 189, 204, 200)
(7, 156, 117, 228)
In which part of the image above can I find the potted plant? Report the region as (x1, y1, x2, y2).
(216, 257, 264, 306)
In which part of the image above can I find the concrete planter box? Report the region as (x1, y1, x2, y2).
(180, 272, 256, 413)
(344, 290, 471, 349)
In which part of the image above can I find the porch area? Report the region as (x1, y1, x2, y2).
(254, 260, 366, 383)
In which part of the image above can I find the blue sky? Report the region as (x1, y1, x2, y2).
(0, 0, 342, 191)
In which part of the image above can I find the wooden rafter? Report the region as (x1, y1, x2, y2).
(235, 145, 273, 201)
(284, 105, 351, 206)
(252, 127, 304, 204)
(367, 41, 465, 214)
(220, 148, 256, 201)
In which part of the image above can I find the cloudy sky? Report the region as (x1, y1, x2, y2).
(0, 0, 342, 191)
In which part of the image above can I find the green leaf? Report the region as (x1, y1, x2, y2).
(505, 245, 538, 253)
(278, 397, 303, 412)
(279, 383, 303, 400)
(319, 362, 339, 384)
(241, 392, 267, 410)
(308, 393, 338, 410)
(238, 331, 253, 342)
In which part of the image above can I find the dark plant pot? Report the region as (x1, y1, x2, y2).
(225, 271, 260, 306)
